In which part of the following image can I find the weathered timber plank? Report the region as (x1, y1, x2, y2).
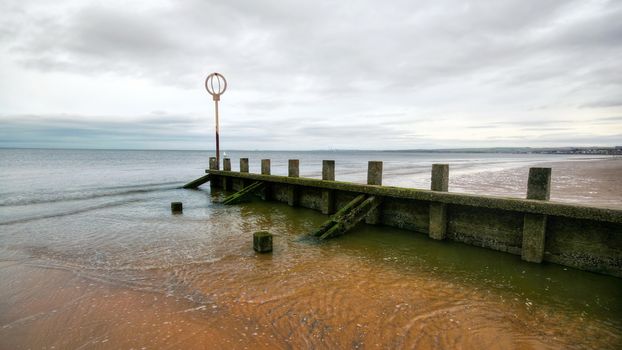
(182, 174, 211, 189)
(311, 194, 366, 237)
(222, 182, 264, 205)
(320, 196, 382, 240)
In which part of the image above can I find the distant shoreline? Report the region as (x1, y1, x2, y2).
(1, 146, 621, 155)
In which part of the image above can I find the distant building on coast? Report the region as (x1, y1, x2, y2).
(532, 147, 622, 155)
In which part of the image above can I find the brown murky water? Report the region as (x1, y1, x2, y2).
(2, 196, 621, 349)
(1, 150, 621, 349)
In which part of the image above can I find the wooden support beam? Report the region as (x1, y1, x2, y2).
(182, 174, 211, 189)
(222, 181, 264, 205)
(320, 196, 382, 240)
(311, 194, 366, 237)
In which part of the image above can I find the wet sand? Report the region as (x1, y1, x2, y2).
(1, 156, 621, 349)
(2, 247, 619, 350)
(451, 157, 622, 209)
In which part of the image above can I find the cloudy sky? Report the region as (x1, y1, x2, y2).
(0, 0, 620, 150)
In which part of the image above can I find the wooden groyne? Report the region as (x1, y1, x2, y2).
(189, 157, 622, 278)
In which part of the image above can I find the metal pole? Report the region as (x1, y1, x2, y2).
(215, 99, 220, 166)
(205, 72, 226, 168)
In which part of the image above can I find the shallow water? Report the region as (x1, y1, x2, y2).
(1, 149, 621, 349)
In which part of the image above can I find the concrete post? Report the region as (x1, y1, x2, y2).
(209, 157, 219, 170)
(288, 159, 299, 177)
(253, 231, 273, 253)
(261, 159, 271, 175)
(260, 159, 271, 200)
(429, 164, 449, 240)
(526, 168, 551, 200)
(240, 158, 249, 173)
(209, 157, 219, 189)
(367, 161, 382, 185)
(321, 160, 335, 214)
(222, 158, 232, 190)
(431, 164, 449, 192)
(522, 167, 552, 263)
(287, 159, 299, 206)
(171, 202, 183, 214)
(322, 160, 335, 181)
(366, 161, 383, 224)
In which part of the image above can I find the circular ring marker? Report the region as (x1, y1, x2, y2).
(205, 72, 227, 100)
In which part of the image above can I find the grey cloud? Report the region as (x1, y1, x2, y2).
(6, 0, 618, 92)
(581, 100, 622, 109)
(1, 0, 621, 150)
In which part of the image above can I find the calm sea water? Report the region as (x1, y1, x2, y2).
(0, 148, 620, 349)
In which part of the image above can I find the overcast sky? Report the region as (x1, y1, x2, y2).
(0, 0, 620, 150)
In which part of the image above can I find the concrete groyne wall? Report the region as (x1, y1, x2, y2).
(206, 157, 622, 278)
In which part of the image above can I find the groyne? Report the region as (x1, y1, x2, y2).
(201, 157, 622, 277)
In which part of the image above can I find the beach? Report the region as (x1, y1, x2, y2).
(0, 149, 620, 349)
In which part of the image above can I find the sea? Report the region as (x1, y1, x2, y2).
(0, 148, 620, 349)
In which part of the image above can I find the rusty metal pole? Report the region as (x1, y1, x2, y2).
(215, 97, 220, 165)
(205, 72, 227, 167)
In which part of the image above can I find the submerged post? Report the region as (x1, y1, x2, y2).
(321, 160, 335, 214)
(171, 202, 183, 214)
(429, 164, 449, 240)
(253, 231, 273, 253)
(240, 158, 249, 173)
(522, 167, 552, 263)
(366, 161, 383, 224)
(287, 160, 299, 206)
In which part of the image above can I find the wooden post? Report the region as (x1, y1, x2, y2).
(522, 167, 551, 263)
(287, 159, 299, 206)
(240, 158, 249, 173)
(321, 160, 335, 214)
(366, 161, 383, 224)
(223, 158, 231, 171)
(253, 231, 273, 253)
(260, 159, 271, 200)
(171, 202, 183, 214)
(429, 164, 449, 240)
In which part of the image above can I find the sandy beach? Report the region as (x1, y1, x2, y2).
(451, 157, 622, 209)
